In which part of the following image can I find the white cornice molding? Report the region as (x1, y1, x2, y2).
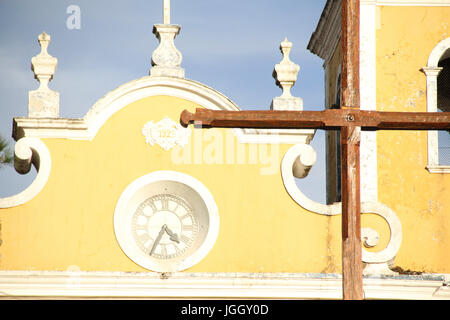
(13, 76, 314, 145)
(235, 128, 315, 145)
(0, 271, 448, 300)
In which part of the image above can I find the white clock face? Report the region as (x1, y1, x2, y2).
(131, 194, 200, 260)
(114, 171, 219, 272)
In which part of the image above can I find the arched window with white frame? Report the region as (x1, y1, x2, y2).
(437, 54, 450, 165)
(422, 37, 450, 173)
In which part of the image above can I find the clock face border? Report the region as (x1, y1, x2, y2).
(114, 171, 219, 272)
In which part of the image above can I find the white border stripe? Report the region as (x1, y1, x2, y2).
(0, 271, 448, 300)
(360, 3, 378, 202)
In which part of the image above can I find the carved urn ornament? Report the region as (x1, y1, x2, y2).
(28, 32, 60, 118)
(271, 38, 303, 111)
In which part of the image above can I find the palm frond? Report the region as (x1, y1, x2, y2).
(0, 136, 13, 167)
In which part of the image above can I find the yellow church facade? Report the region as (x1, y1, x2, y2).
(0, 0, 449, 299)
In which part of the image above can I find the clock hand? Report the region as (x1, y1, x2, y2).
(149, 224, 167, 256)
(164, 225, 180, 243)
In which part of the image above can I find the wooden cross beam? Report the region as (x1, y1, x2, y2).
(180, 108, 450, 131)
(180, 109, 450, 301)
(179, 0, 450, 300)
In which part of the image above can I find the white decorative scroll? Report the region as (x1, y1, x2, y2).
(142, 116, 191, 151)
(281, 144, 403, 275)
(0, 138, 52, 208)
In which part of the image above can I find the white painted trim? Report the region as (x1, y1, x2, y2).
(0, 271, 448, 300)
(14, 76, 314, 145)
(234, 128, 315, 145)
(427, 38, 450, 67)
(426, 165, 450, 173)
(0, 138, 51, 208)
(360, 2, 378, 202)
(114, 171, 220, 273)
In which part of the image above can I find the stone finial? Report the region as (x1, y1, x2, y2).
(28, 32, 60, 118)
(271, 38, 303, 111)
(150, 25, 184, 78)
(149, 0, 184, 78)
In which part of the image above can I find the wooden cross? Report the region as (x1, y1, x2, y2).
(179, 0, 450, 300)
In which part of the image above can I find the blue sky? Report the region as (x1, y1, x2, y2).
(0, 0, 328, 202)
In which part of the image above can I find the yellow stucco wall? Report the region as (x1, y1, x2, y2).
(376, 6, 450, 273)
(0, 95, 343, 273)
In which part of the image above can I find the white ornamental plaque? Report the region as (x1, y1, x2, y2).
(142, 116, 191, 151)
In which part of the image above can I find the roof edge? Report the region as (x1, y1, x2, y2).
(307, 0, 342, 64)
